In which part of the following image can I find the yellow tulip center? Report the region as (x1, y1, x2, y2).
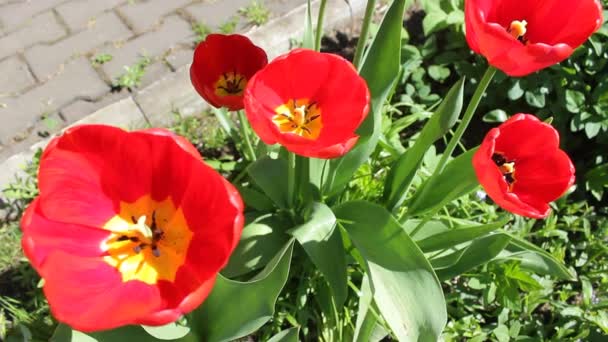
(508, 20, 528, 44)
(215, 71, 247, 97)
(101, 195, 193, 285)
(272, 99, 323, 140)
(492, 153, 516, 191)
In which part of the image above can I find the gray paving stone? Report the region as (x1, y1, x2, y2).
(0, 58, 109, 144)
(117, 0, 192, 34)
(55, 0, 124, 32)
(0, 11, 66, 59)
(59, 90, 130, 124)
(24, 12, 132, 79)
(165, 48, 193, 71)
(99, 15, 191, 81)
(184, 0, 250, 31)
(72, 96, 148, 129)
(246, 0, 365, 59)
(0, 57, 35, 95)
(134, 64, 208, 127)
(138, 61, 171, 89)
(0, 0, 64, 32)
(0, 148, 38, 192)
(186, 0, 308, 33)
(266, 0, 308, 17)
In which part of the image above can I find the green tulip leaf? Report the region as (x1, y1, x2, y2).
(407, 148, 479, 217)
(497, 235, 575, 280)
(222, 214, 291, 277)
(302, 0, 314, 49)
(432, 233, 512, 280)
(141, 323, 191, 340)
(325, 0, 408, 197)
(354, 276, 388, 342)
(191, 240, 294, 342)
(236, 186, 275, 212)
(267, 327, 300, 342)
(51, 324, 196, 342)
(288, 202, 347, 306)
(415, 217, 511, 253)
(483, 109, 508, 123)
(384, 78, 465, 211)
(334, 200, 446, 341)
(248, 156, 289, 209)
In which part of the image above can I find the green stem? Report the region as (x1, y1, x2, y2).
(435, 66, 496, 173)
(237, 110, 257, 161)
(314, 0, 328, 51)
(353, 0, 377, 69)
(287, 152, 296, 209)
(296, 155, 311, 205)
(211, 107, 238, 141)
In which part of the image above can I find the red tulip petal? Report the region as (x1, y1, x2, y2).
(260, 48, 332, 101)
(494, 114, 560, 160)
(157, 250, 222, 308)
(42, 252, 162, 332)
(465, 0, 599, 76)
(131, 129, 203, 204)
(513, 149, 575, 202)
(173, 274, 217, 314)
(140, 128, 202, 161)
(312, 58, 370, 146)
(473, 128, 550, 218)
(527, 0, 603, 46)
(244, 49, 370, 158)
(191, 34, 268, 110)
(474, 19, 572, 76)
(288, 135, 360, 159)
(37, 145, 119, 228)
(21, 199, 110, 272)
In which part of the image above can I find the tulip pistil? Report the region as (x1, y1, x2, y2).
(273, 99, 323, 140)
(492, 153, 516, 190)
(215, 71, 247, 97)
(507, 20, 528, 44)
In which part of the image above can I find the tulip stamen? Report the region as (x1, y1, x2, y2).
(215, 71, 247, 96)
(273, 98, 323, 140)
(507, 20, 528, 44)
(492, 153, 517, 190)
(108, 210, 166, 258)
(102, 196, 193, 285)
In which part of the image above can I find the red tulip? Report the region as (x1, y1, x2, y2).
(244, 49, 370, 159)
(473, 114, 575, 218)
(21, 125, 244, 332)
(191, 34, 268, 111)
(465, 0, 603, 76)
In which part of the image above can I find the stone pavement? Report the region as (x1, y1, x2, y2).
(0, 0, 313, 162)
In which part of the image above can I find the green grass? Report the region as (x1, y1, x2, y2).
(239, 1, 271, 26)
(193, 22, 212, 44)
(91, 53, 113, 66)
(114, 55, 151, 90)
(0, 223, 22, 274)
(219, 16, 240, 34)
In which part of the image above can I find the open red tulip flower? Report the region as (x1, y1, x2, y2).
(190, 33, 268, 111)
(473, 114, 575, 218)
(21, 125, 244, 332)
(243, 49, 370, 159)
(465, 0, 603, 76)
